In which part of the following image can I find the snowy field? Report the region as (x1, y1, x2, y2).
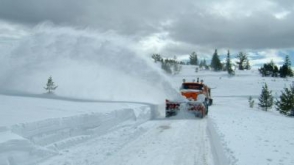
(0, 26, 294, 165)
(1, 65, 294, 165)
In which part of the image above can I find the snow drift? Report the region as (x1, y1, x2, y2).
(0, 95, 153, 165)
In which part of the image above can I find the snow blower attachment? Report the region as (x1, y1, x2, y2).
(165, 100, 181, 116)
(166, 78, 213, 118)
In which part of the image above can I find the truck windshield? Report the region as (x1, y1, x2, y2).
(182, 83, 203, 90)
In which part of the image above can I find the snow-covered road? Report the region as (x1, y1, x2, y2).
(0, 93, 218, 165)
(40, 111, 214, 165)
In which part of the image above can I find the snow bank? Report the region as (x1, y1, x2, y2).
(0, 96, 154, 165)
(207, 118, 230, 165)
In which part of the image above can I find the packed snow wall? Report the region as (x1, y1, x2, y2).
(0, 23, 180, 104)
(0, 105, 152, 165)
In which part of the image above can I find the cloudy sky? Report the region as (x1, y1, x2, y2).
(0, 0, 294, 67)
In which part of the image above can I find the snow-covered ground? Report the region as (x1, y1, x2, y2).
(1, 26, 294, 165)
(1, 65, 294, 165)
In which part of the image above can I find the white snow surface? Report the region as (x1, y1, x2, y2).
(1, 65, 294, 165)
(0, 26, 294, 165)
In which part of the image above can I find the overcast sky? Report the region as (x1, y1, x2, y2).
(0, 0, 293, 65)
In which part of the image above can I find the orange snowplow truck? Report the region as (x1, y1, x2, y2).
(166, 78, 213, 118)
(181, 78, 213, 104)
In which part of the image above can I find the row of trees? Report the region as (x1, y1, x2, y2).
(189, 49, 250, 75)
(152, 50, 251, 75)
(151, 54, 182, 74)
(190, 52, 210, 70)
(210, 49, 250, 74)
(152, 51, 293, 79)
(258, 55, 293, 78)
(258, 82, 294, 115)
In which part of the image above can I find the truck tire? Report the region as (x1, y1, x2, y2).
(209, 99, 213, 106)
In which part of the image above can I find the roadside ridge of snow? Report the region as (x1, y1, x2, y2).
(0, 104, 153, 165)
(207, 117, 232, 165)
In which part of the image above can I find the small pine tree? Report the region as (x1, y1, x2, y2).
(44, 76, 58, 93)
(190, 52, 198, 65)
(258, 83, 273, 111)
(275, 84, 294, 115)
(226, 50, 234, 75)
(210, 49, 222, 71)
(279, 55, 293, 78)
(249, 96, 255, 108)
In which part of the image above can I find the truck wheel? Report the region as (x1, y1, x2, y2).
(197, 111, 204, 118)
(209, 99, 213, 106)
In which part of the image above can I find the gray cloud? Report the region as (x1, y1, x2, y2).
(168, 10, 294, 50)
(0, 0, 85, 25)
(0, 0, 294, 55)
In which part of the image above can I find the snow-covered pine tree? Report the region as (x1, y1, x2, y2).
(275, 84, 294, 115)
(258, 83, 273, 111)
(44, 76, 58, 93)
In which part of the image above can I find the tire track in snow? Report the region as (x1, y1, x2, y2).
(39, 117, 214, 165)
(99, 119, 214, 165)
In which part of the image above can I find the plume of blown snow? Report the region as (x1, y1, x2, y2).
(0, 23, 179, 103)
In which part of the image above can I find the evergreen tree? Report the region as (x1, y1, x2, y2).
(199, 59, 208, 69)
(189, 52, 198, 65)
(279, 55, 293, 77)
(244, 60, 251, 70)
(258, 83, 273, 111)
(44, 76, 58, 93)
(226, 50, 234, 75)
(151, 54, 162, 63)
(210, 49, 222, 71)
(236, 52, 248, 70)
(259, 60, 279, 77)
(275, 84, 294, 115)
(161, 59, 172, 74)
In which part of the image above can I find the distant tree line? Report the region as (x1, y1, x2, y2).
(151, 54, 182, 74)
(152, 49, 252, 75)
(258, 55, 293, 78)
(210, 49, 250, 75)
